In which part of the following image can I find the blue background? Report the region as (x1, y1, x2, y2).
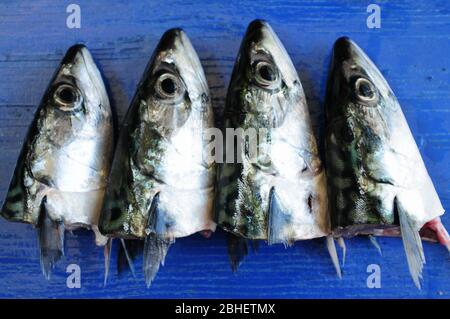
(0, 0, 449, 298)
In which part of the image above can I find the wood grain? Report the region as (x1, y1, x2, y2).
(0, 0, 449, 298)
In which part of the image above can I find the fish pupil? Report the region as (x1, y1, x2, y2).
(358, 82, 374, 98)
(58, 87, 76, 103)
(259, 65, 275, 82)
(161, 78, 176, 95)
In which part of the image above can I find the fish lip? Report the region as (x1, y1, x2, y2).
(243, 19, 276, 45)
(60, 43, 102, 83)
(62, 44, 92, 66)
(156, 27, 187, 53)
(332, 36, 371, 67)
(332, 36, 356, 64)
(247, 19, 271, 33)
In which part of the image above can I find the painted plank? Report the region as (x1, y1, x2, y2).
(0, 0, 449, 298)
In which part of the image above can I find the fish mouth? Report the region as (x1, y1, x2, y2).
(62, 44, 97, 71)
(155, 27, 201, 69)
(241, 19, 280, 53)
(62, 44, 104, 85)
(62, 44, 87, 64)
(156, 28, 185, 52)
(246, 19, 272, 37)
(332, 36, 355, 63)
(331, 37, 377, 73)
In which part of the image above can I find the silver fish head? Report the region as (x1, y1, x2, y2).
(2, 44, 113, 226)
(325, 37, 446, 288)
(216, 20, 329, 256)
(100, 29, 216, 286)
(1, 44, 113, 278)
(29, 44, 113, 195)
(100, 29, 215, 240)
(227, 19, 301, 126)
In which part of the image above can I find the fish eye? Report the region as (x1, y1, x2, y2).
(254, 61, 279, 88)
(354, 78, 377, 102)
(155, 73, 184, 101)
(53, 84, 82, 111)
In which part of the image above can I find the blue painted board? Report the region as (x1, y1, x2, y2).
(0, 0, 449, 298)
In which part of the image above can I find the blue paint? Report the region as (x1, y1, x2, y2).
(0, 0, 449, 298)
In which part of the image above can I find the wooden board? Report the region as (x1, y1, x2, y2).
(0, 0, 449, 298)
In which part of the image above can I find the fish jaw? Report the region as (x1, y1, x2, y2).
(1, 44, 113, 241)
(100, 29, 216, 240)
(216, 20, 329, 243)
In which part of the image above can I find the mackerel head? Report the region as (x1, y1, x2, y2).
(324, 37, 449, 288)
(1, 45, 113, 278)
(100, 29, 216, 286)
(215, 20, 330, 269)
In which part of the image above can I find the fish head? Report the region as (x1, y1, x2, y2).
(227, 19, 301, 126)
(137, 28, 211, 134)
(29, 44, 113, 192)
(2, 44, 113, 227)
(100, 29, 215, 241)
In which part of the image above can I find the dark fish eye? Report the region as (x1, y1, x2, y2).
(354, 78, 377, 102)
(254, 61, 279, 88)
(161, 77, 176, 95)
(155, 73, 184, 101)
(53, 83, 81, 111)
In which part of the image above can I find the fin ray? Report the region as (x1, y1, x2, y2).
(143, 193, 172, 287)
(103, 238, 112, 286)
(37, 197, 65, 280)
(337, 237, 346, 266)
(267, 187, 291, 246)
(120, 238, 137, 278)
(326, 235, 342, 279)
(397, 198, 425, 289)
(369, 235, 383, 256)
(143, 234, 172, 287)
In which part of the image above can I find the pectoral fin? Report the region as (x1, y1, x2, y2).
(37, 197, 65, 280)
(143, 234, 172, 287)
(267, 187, 292, 246)
(143, 193, 172, 287)
(396, 198, 425, 289)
